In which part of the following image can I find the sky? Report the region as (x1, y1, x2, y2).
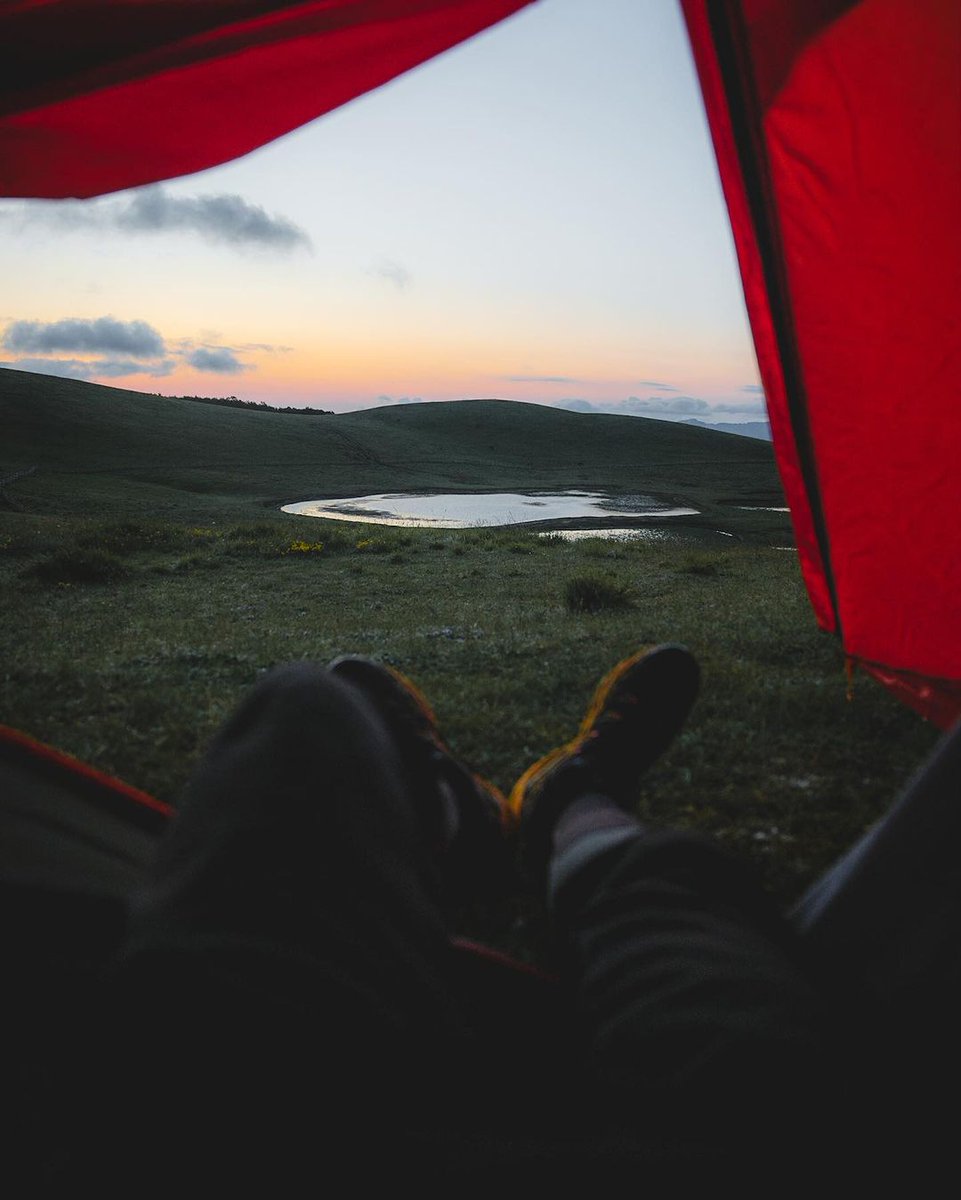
(0, 0, 765, 424)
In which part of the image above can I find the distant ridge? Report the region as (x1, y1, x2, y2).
(683, 418, 771, 441)
(0, 368, 784, 518)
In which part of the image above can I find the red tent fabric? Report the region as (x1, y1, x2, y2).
(681, 0, 961, 727)
(0, 1, 534, 198)
(1, 0, 959, 725)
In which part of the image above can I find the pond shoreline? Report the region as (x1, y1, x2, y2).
(280, 488, 699, 531)
(276, 488, 794, 547)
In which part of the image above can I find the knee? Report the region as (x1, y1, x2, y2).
(219, 661, 384, 754)
(254, 661, 344, 713)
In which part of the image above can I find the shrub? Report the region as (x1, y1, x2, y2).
(286, 540, 325, 556)
(680, 552, 725, 577)
(297, 523, 353, 552)
(79, 519, 204, 555)
(28, 548, 129, 585)
(225, 523, 282, 542)
(564, 572, 634, 614)
(220, 533, 293, 558)
(166, 553, 223, 573)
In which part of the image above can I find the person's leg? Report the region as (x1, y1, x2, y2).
(512, 648, 842, 1182)
(547, 802, 836, 1160)
(71, 663, 518, 1187)
(326, 653, 517, 910)
(121, 662, 462, 1026)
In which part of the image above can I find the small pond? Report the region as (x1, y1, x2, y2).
(281, 491, 698, 530)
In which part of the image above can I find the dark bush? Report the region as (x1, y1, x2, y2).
(680, 552, 726, 577)
(29, 548, 129, 584)
(564, 573, 634, 614)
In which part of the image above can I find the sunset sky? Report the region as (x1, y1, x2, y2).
(0, 0, 765, 424)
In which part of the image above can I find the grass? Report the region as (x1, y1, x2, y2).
(0, 371, 944, 957)
(0, 512, 939, 919)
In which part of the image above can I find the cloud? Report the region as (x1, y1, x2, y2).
(713, 401, 767, 415)
(741, 384, 764, 393)
(506, 374, 583, 384)
(623, 395, 711, 415)
(555, 392, 765, 421)
(94, 357, 177, 378)
(0, 355, 174, 379)
(1, 357, 96, 381)
(118, 188, 311, 250)
(1, 316, 260, 379)
(370, 258, 412, 290)
(374, 394, 423, 405)
(2, 316, 166, 357)
(636, 380, 678, 391)
(4, 186, 311, 251)
(556, 396, 717, 419)
(186, 347, 251, 374)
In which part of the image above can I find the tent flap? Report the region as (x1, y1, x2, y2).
(0, 0, 535, 198)
(682, 0, 961, 728)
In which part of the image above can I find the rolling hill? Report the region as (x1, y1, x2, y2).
(0, 369, 784, 527)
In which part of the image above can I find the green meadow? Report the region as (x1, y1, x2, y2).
(0, 369, 940, 947)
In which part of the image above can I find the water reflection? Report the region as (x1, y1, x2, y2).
(282, 491, 698, 529)
(537, 528, 669, 543)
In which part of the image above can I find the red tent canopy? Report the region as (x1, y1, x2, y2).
(1, 0, 959, 725)
(0, 0, 535, 198)
(681, 0, 961, 727)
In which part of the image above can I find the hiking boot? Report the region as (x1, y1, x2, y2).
(509, 644, 700, 882)
(327, 655, 515, 903)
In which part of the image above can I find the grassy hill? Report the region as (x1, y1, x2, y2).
(0, 369, 784, 539)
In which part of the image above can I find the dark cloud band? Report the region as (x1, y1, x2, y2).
(557, 396, 766, 420)
(2, 317, 165, 357)
(1, 316, 252, 378)
(186, 347, 250, 374)
(116, 188, 311, 251)
(3, 185, 311, 252)
(0, 355, 174, 380)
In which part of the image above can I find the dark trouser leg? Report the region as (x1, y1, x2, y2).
(545, 795, 840, 1183)
(122, 662, 459, 1029)
(77, 665, 511, 1186)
